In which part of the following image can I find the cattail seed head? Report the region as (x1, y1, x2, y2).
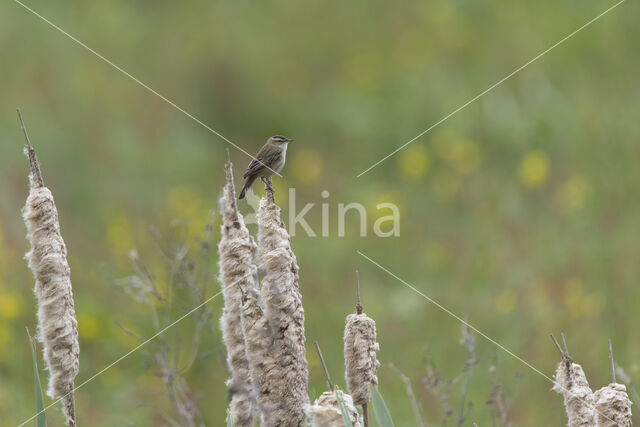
(250, 195, 309, 425)
(344, 312, 380, 406)
(24, 183, 80, 426)
(593, 383, 633, 427)
(218, 157, 258, 426)
(306, 390, 362, 427)
(552, 361, 597, 427)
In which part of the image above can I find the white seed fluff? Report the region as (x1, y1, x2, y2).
(593, 383, 633, 427)
(344, 312, 381, 406)
(218, 160, 259, 426)
(24, 184, 79, 426)
(306, 390, 362, 427)
(251, 195, 309, 426)
(552, 361, 597, 427)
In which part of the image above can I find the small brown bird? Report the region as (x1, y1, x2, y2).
(238, 135, 294, 199)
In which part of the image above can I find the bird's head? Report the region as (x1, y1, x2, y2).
(268, 135, 295, 145)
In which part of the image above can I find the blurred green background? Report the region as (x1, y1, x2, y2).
(1, 0, 639, 425)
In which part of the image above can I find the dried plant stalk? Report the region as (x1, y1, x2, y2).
(218, 152, 258, 426)
(20, 112, 79, 427)
(552, 361, 597, 427)
(344, 312, 381, 406)
(250, 193, 309, 425)
(593, 383, 633, 427)
(306, 390, 362, 427)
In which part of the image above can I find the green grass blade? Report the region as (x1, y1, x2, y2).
(371, 387, 394, 427)
(27, 329, 47, 427)
(334, 389, 353, 427)
(225, 409, 234, 427)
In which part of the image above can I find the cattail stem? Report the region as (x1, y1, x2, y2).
(362, 402, 369, 427)
(17, 108, 44, 188)
(264, 176, 274, 203)
(355, 270, 362, 315)
(550, 334, 564, 357)
(608, 339, 616, 384)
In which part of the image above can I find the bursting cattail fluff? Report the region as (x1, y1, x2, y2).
(306, 390, 362, 427)
(218, 157, 258, 426)
(593, 383, 633, 427)
(23, 162, 79, 426)
(251, 195, 309, 425)
(552, 361, 597, 427)
(344, 312, 381, 406)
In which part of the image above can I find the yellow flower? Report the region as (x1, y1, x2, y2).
(519, 150, 549, 188)
(398, 145, 430, 180)
(494, 289, 517, 314)
(291, 148, 322, 185)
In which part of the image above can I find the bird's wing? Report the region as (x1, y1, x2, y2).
(243, 147, 282, 178)
(243, 157, 264, 178)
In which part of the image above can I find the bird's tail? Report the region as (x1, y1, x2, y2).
(238, 176, 255, 200)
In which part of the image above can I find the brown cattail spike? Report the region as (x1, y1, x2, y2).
(355, 270, 362, 315)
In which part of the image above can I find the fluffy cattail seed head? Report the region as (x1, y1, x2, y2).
(593, 383, 633, 427)
(344, 312, 381, 406)
(251, 195, 309, 425)
(218, 154, 258, 426)
(306, 390, 362, 427)
(552, 361, 597, 427)
(24, 177, 79, 426)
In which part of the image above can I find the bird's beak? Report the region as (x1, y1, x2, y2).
(287, 138, 295, 142)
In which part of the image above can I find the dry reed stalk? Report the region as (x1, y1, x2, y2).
(344, 273, 380, 417)
(218, 150, 258, 426)
(249, 190, 308, 425)
(306, 390, 362, 427)
(19, 110, 79, 426)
